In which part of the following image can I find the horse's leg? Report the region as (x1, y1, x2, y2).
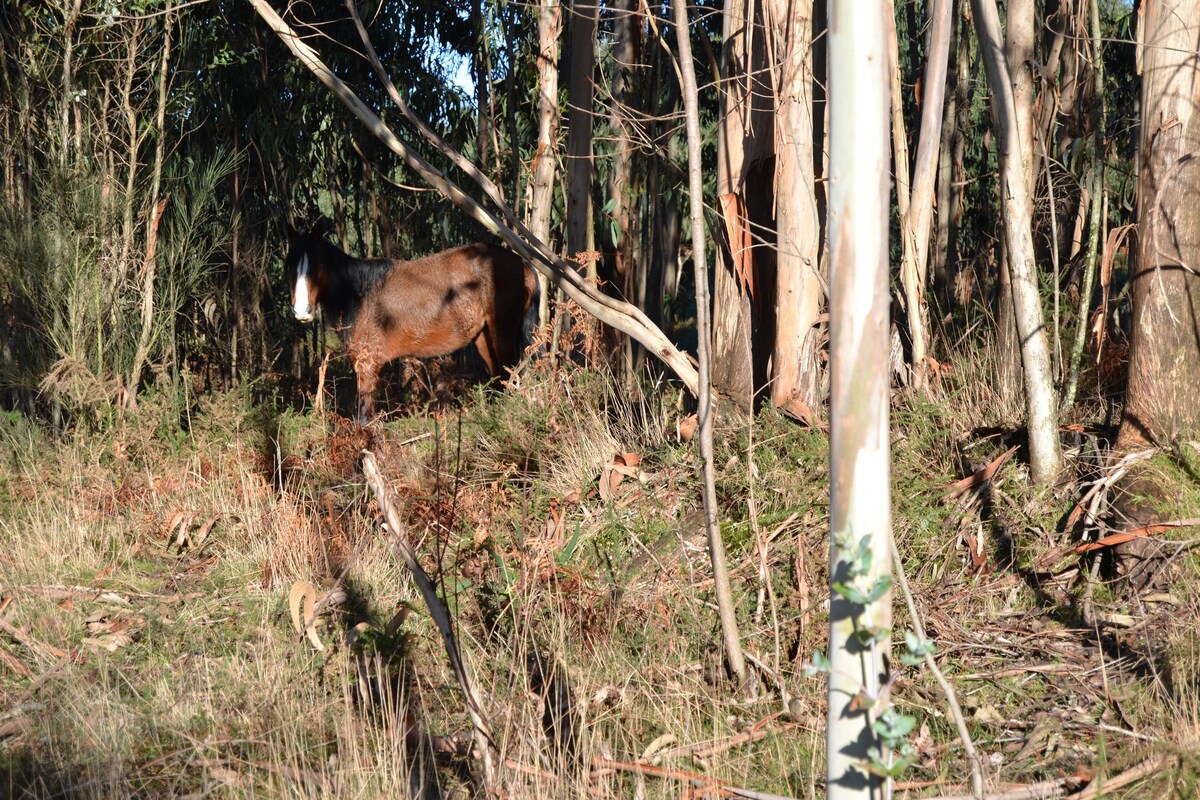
(350, 334, 380, 424)
(474, 323, 500, 378)
(355, 361, 379, 425)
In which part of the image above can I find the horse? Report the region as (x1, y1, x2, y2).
(284, 223, 539, 422)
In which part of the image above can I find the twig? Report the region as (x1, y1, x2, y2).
(0, 618, 68, 661)
(892, 541, 986, 800)
(649, 715, 821, 764)
(591, 757, 799, 800)
(923, 776, 1081, 800)
(360, 450, 498, 792)
(1064, 753, 1172, 800)
(671, 0, 745, 685)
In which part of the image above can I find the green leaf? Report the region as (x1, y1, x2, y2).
(803, 650, 831, 677)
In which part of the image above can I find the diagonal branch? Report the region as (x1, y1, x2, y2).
(361, 451, 499, 792)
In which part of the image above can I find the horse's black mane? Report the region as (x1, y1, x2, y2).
(312, 238, 395, 325)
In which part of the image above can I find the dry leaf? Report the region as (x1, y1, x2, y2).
(193, 515, 219, 548)
(973, 704, 1004, 723)
(96, 592, 131, 607)
(779, 397, 822, 428)
(288, 581, 324, 652)
(162, 511, 186, 540)
(84, 631, 133, 652)
(641, 732, 677, 764)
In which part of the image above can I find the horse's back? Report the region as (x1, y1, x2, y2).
(381, 242, 532, 312)
(354, 242, 533, 362)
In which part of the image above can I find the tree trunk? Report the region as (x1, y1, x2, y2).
(972, 0, 1062, 482)
(673, 0, 747, 686)
(993, 0, 1035, 407)
(714, 0, 774, 412)
(1118, 0, 1200, 447)
(529, 0, 561, 328)
(768, 0, 821, 414)
(1006, 0, 1035, 194)
(565, 0, 598, 276)
(932, 12, 958, 310)
(117, 19, 143, 293)
(609, 0, 637, 281)
(128, 4, 174, 404)
(611, 0, 640, 380)
(59, 0, 82, 170)
(472, 0, 492, 173)
(827, 0, 892, 796)
(897, 0, 953, 388)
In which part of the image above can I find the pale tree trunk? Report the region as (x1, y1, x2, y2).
(768, 0, 822, 416)
(972, 0, 1062, 482)
(472, 0, 492, 172)
(609, 0, 636, 280)
(994, 0, 1035, 405)
(128, 3, 173, 405)
(59, 0, 82, 170)
(896, 0, 953, 389)
(673, 0, 747, 686)
(529, 0, 561, 328)
(1118, 0, 1200, 448)
(611, 0, 639, 380)
(117, 20, 143, 292)
(1006, 0, 1035, 193)
(827, 0, 892, 796)
(714, 0, 773, 412)
(566, 0, 598, 276)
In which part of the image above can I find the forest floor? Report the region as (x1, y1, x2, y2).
(1, 347, 1198, 799)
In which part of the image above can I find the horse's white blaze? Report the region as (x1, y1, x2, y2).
(292, 254, 313, 321)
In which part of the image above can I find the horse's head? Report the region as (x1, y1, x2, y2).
(284, 226, 325, 323)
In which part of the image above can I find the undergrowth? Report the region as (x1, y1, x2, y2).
(0, 357, 1194, 798)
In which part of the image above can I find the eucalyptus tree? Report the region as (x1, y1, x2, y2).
(826, 0, 893, 795)
(971, 0, 1062, 482)
(713, 0, 775, 412)
(768, 0, 823, 416)
(1118, 0, 1200, 448)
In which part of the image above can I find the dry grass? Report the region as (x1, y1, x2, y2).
(1, 360, 1197, 798)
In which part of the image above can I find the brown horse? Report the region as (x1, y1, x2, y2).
(285, 224, 538, 421)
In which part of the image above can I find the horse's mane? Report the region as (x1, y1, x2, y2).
(310, 238, 395, 325)
(335, 256, 394, 299)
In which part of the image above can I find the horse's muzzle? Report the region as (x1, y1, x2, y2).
(293, 308, 314, 323)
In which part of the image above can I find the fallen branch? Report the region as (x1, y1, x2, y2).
(1065, 753, 1172, 800)
(922, 775, 1083, 800)
(940, 445, 1020, 500)
(1073, 518, 1200, 553)
(1063, 448, 1158, 533)
(360, 450, 498, 792)
(591, 757, 799, 800)
(647, 713, 820, 764)
(892, 541, 986, 800)
(0, 618, 68, 661)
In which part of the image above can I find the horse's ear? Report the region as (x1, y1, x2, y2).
(285, 219, 300, 241)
